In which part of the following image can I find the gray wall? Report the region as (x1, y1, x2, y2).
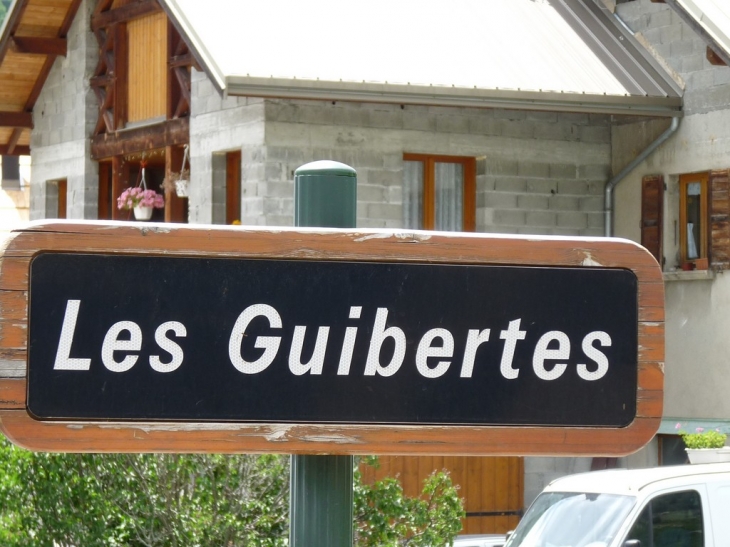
(29, 0, 98, 220)
(194, 99, 611, 233)
(614, 0, 730, 422)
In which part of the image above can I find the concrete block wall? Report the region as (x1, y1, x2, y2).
(251, 99, 610, 233)
(617, 0, 730, 116)
(189, 69, 265, 224)
(29, 0, 98, 220)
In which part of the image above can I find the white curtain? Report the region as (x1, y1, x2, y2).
(435, 162, 463, 231)
(403, 160, 423, 229)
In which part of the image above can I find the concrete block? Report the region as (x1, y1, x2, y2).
(333, 106, 371, 127)
(403, 110, 436, 132)
(518, 194, 549, 210)
(479, 175, 497, 192)
(469, 116, 503, 136)
(370, 109, 404, 130)
(484, 192, 518, 209)
(502, 121, 536, 139)
(581, 196, 603, 212)
(557, 212, 588, 229)
(660, 24, 683, 45)
(297, 103, 335, 125)
(493, 209, 526, 226)
(578, 125, 610, 144)
(587, 212, 605, 228)
(587, 181, 605, 195)
(578, 164, 610, 180)
(582, 227, 604, 237)
(495, 178, 526, 193)
(526, 179, 557, 194)
(526, 111, 558, 123)
(550, 163, 577, 179)
(486, 160, 518, 177)
(550, 194, 580, 211)
(557, 180, 589, 196)
(682, 54, 706, 74)
(559, 112, 589, 125)
(358, 184, 386, 202)
(266, 101, 298, 123)
(367, 202, 401, 220)
(670, 39, 695, 58)
(517, 226, 552, 235)
(369, 170, 401, 186)
(534, 122, 577, 142)
(518, 162, 550, 178)
(494, 109, 526, 121)
(436, 115, 470, 134)
(525, 211, 556, 227)
(688, 68, 714, 89)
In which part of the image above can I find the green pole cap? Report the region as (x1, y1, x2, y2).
(294, 160, 357, 228)
(294, 160, 357, 178)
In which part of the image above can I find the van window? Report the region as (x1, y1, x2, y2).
(504, 492, 635, 547)
(625, 490, 703, 547)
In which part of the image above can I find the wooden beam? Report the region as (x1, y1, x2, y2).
(91, 117, 189, 159)
(0, 112, 33, 128)
(92, 0, 162, 30)
(11, 36, 67, 56)
(0, 145, 30, 156)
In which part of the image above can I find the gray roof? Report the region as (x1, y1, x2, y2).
(162, 0, 682, 116)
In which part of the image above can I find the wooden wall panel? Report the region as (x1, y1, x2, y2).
(360, 456, 523, 535)
(127, 12, 167, 123)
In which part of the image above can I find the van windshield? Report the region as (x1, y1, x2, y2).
(505, 491, 636, 547)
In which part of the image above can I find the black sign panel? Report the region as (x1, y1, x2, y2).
(27, 253, 638, 427)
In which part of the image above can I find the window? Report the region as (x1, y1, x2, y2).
(212, 150, 241, 225)
(626, 490, 704, 547)
(45, 179, 67, 219)
(403, 154, 475, 231)
(679, 172, 708, 265)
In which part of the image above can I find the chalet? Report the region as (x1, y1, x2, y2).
(0, 0, 728, 534)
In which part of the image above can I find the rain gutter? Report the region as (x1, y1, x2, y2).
(604, 116, 681, 236)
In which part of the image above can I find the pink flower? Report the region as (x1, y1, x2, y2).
(675, 422, 682, 430)
(117, 187, 165, 211)
(696, 427, 704, 433)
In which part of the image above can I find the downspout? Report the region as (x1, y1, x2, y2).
(604, 116, 681, 236)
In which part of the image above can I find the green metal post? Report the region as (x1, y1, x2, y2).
(290, 160, 356, 547)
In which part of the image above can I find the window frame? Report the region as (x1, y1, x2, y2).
(403, 153, 476, 232)
(679, 172, 709, 265)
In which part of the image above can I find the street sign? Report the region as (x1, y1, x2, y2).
(0, 221, 664, 455)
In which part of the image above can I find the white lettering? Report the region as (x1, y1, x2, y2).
(577, 331, 611, 381)
(289, 326, 330, 375)
(416, 328, 454, 379)
(533, 331, 570, 381)
(337, 306, 361, 375)
(102, 321, 142, 373)
(499, 319, 526, 379)
(460, 329, 490, 378)
(150, 321, 186, 373)
(364, 308, 406, 377)
(53, 300, 91, 371)
(228, 304, 282, 374)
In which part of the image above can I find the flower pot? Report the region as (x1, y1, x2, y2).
(680, 262, 694, 271)
(686, 447, 730, 464)
(175, 178, 189, 198)
(694, 258, 709, 270)
(133, 205, 153, 221)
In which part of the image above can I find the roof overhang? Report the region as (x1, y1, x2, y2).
(665, 0, 730, 66)
(163, 0, 683, 118)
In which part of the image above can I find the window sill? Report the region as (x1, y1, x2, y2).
(663, 269, 715, 282)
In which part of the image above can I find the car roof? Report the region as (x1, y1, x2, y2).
(542, 462, 730, 496)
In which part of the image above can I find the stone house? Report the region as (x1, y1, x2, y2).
(2, 0, 729, 532)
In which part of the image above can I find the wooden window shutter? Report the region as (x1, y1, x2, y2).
(641, 175, 664, 264)
(709, 169, 730, 270)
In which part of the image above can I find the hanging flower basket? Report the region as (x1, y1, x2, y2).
(133, 205, 154, 221)
(162, 145, 190, 198)
(117, 164, 165, 221)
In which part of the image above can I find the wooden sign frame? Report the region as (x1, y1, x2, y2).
(0, 221, 663, 455)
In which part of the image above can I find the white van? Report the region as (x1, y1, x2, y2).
(503, 462, 730, 547)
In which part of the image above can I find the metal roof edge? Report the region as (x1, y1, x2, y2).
(558, 0, 683, 99)
(668, 0, 730, 66)
(227, 76, 683, 117)
(157, 0, 227, 95)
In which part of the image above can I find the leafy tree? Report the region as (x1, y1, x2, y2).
(0, 439, 464, 546)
